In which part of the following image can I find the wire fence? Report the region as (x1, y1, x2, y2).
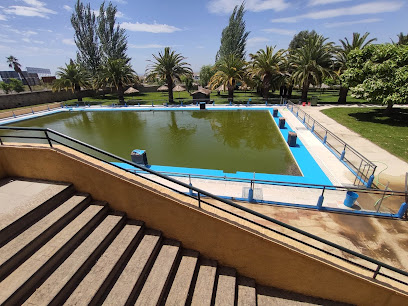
(287, 101, 377, 187)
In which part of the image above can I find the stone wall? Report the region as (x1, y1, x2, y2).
(0, 90, 94, 110)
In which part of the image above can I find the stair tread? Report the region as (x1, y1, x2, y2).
(214, 267, 236, 306)
(191, 259, 217, 306)
(23, 214, 123, 306)
(165, 249, 199, 306)
(0, 179, 72, 239)
(0, 204, 106, 305)
(135, 239, 181, 306)
(237, 276, 256, 306)
(102, 229, 161, 306)
(0, 194, 89, 276)
(64, 223, 143, 306)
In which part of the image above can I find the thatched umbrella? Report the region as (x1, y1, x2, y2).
(173, 85, 186, 98)
(157, 85, 168, 92)
(124, 87, 139, 94)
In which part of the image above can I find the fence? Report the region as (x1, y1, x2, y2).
(0, 102, 62, 121)
(0, 125, 407, 291)
(287, 101, 377, 187)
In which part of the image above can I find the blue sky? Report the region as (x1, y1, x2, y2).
(0, 0, 406, 75)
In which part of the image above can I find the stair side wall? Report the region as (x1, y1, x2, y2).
(0, 144, 407, 306)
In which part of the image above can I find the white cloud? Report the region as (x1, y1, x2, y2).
(272, 1, 404, 23)
(112, 0, 127, 4)
(4, 0, 57, 18)
(247, 37, 270, 47)
(121, 22, 181, 33)
(208, 0, 289, 14)
(325, 18, 382, 28)
(62, 38, 76, 46)
(63, 5, 72, 12)
(0, 14, 7, 21)
(263, 28, 296, 35)
(9, 29, 38, 37)
(22, 37, 44, 44)
(116, 11, 125, 18)
(308, 0, 351, 6)
(129, 44, 166, 49)
(0, 38, 17, 43)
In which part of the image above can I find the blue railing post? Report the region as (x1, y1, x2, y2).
(397, 202, 407, 219)
(366, 174, 375, 188)
(340, 144, 346, 160)
(311, 122, 315, 133)
(12, 111, 16, 118)
(303, 114, 306, 123)
(188, 175, 193, 196)
(323, 131, 327, 144)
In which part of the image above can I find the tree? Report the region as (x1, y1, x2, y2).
(0, 82, 12, 94)
(71, 0, 101, 74)
(9, 78, 24, 93)
(199, 65, 215, 87)
(249, 46, 286, 99)
(336, 32, 377, 103)
(52, 60, 90, 102)
(209, 54, 247, 102)
(216, 2, 249, 61)
(6, 55, 32, 92)
(98, 1, 129, 63)
(289, 30, 317, 51)
(180, 74, 193, 93)
(146, 47, 192, 103)
(393, 32, 408, 45)
(290, 33, 335, 102)
(96, 58, 137, 103)
(342, 44, 408, 114)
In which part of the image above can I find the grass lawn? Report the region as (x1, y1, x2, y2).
(321, 107, 408, 162)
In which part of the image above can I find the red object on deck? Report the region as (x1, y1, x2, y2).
(302, 102, 306, 106)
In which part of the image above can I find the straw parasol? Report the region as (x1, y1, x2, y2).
(157, 85, 169, 92)
(173, 84, 186, 98)
(124, 87, 139, 94)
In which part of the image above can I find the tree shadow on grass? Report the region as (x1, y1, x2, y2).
(347, 108, 408, 127)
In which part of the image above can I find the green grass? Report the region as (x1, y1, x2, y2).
(321, 107, 408, 162)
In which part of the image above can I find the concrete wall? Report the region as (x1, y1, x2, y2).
(0, 102, 62, 119)
(0, 144, 407, 305)
(0, 90, 94, 110)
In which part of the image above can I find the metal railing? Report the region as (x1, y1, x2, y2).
(0, 126, 407, 290)
(287, 101, 377, 187)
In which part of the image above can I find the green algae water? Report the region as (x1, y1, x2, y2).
(7, 110, 300, 175)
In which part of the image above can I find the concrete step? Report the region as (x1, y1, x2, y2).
(135, 239, 181, 306)
(191, 258, 218, 306)
(0, 203, 108, 305)
(164, 249, 199, 306)
(237, 276, 256, 306)
(0, 178, 74, 246)
(23, 214, 125, 305)
(214, 267, 236, 306)
(0, 194, 90, 281)
(102, 229, 162, 305)
(64, 221, 144, 306)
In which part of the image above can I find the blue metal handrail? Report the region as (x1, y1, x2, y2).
(0, 126, 407, 288)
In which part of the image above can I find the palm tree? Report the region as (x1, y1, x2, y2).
(249, 46, 286, 99)
(392, 32, 408, 45)
(97, 58, 137, 103)
(337, 32, 376, 103)
(6, 55, 32, 92)
(290, 34, 335, 102)
(145, 47, 192, 103)
(209, 54, 247, 102)
(52, 60, 90, 102)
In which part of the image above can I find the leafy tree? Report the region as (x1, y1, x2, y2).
(71, 0, 101, 74)
(0, 82, 12, 94)
(6, 55, 32, 92)
(98, 1, 129, 63)
(9, 78, 24, 93)
(289, 30, 317, 51)
(216, 2, 249, 61)
(209, 54, 247, 102)
(96, 58, 137, 103)
(342, 44, 408, 114)
(336, 32, 377, 103)
(249, 46, 286, 99)
(199, 65, 215, 87)
(393, 32, 408, 45)
(180, 74, 194, 93)
(290, 33, 335, 102)
(52, 60, 90, 102)
(146, 47, 192, 103)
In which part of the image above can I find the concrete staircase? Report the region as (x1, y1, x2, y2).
(0, 178, 346, 305)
